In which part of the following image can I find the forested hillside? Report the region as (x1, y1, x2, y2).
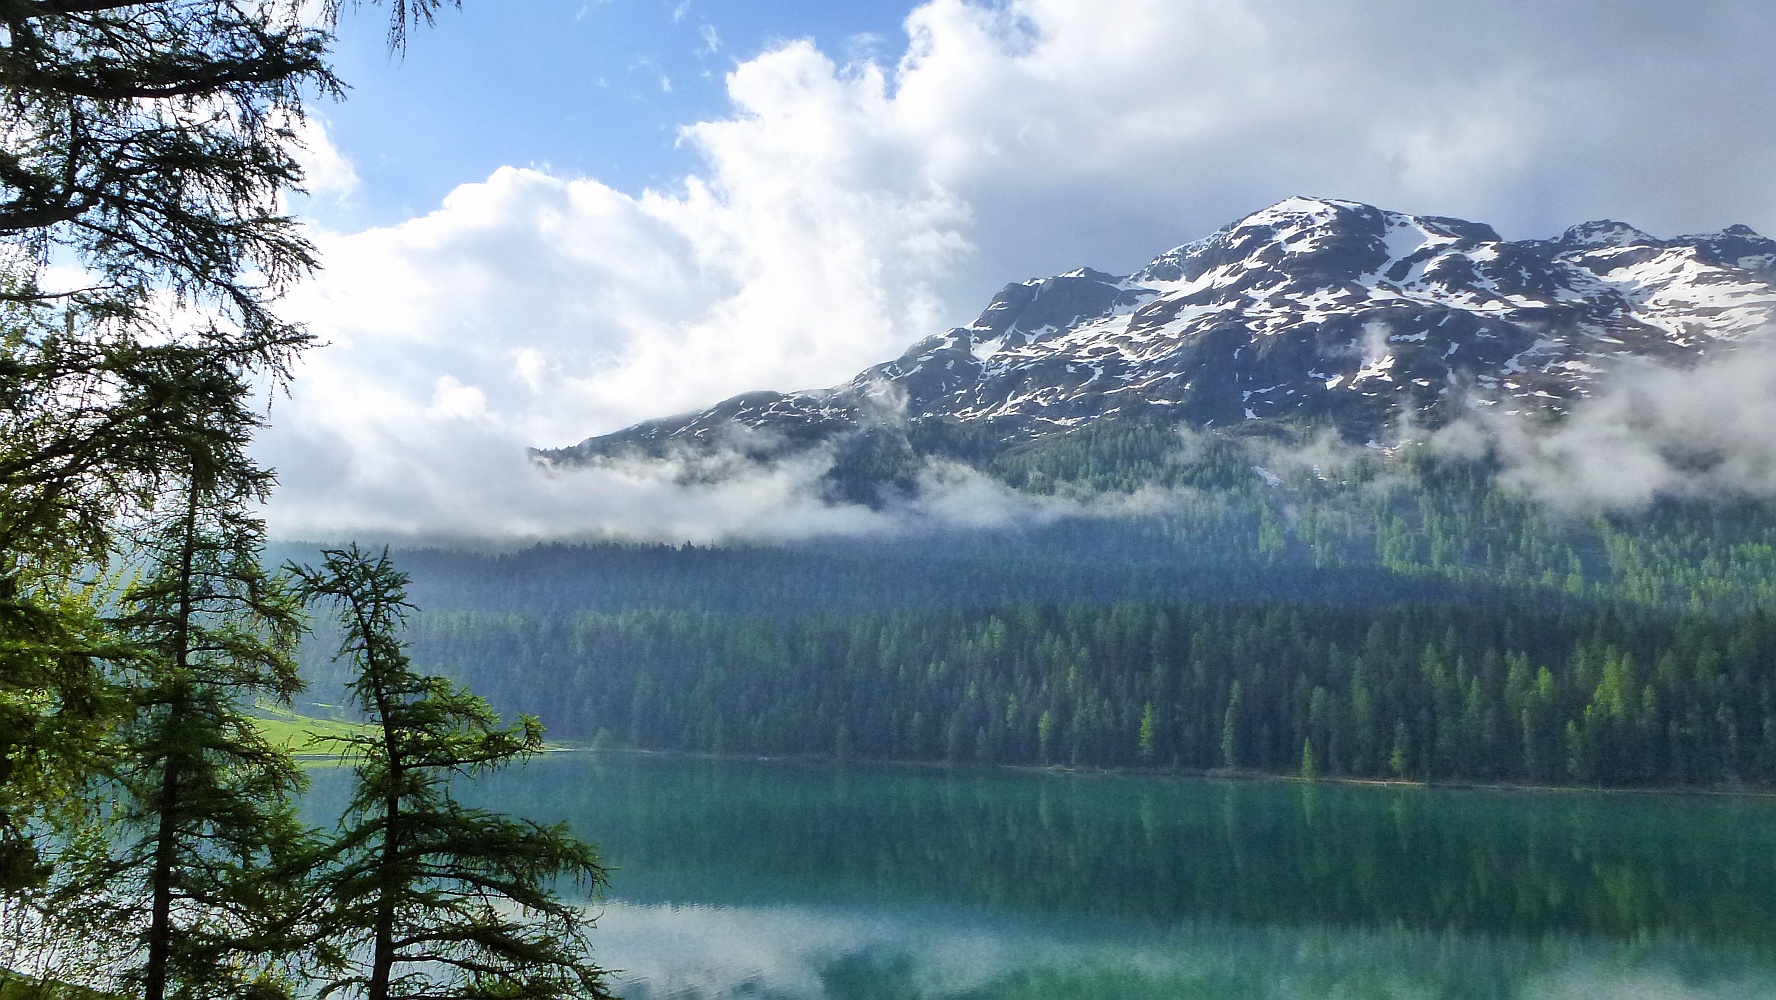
(290, 428, 1776, 789)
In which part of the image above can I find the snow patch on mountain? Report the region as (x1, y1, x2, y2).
(543, 198, 1776, 466)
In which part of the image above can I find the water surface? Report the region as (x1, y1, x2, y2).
(305, 753, 1776, 999)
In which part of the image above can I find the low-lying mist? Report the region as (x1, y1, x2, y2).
(1435, 340, 1776, 510)
(263, 335, 1776, 547)
(264, 426, 1205, 548)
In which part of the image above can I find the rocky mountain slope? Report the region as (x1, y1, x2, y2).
(543, 197, 1776, 468)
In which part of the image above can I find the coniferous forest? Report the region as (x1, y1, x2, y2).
(291, 436, 1776, 790)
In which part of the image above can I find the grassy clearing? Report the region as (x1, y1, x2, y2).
(250, 703, 374, 757)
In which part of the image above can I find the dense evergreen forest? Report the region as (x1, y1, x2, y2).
(289, 430, 1776, 789)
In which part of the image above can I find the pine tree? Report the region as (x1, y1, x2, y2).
(0, 0, 457, 900)
(1221, 681, 1242, 769)
(1137, 701, 1157, 763)
(93, 401, 313, 1000)
(295, 545, 613, 1000)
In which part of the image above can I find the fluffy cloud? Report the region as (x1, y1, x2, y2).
(289, 115, 359, 200)
(262, 431, 1179, 545)
(1438, 342, 1776, 511)
(259, 0, 1776, 541)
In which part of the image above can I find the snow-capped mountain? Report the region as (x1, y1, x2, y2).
(544, 197, 1776, 464)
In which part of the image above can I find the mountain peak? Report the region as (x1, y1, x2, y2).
(1233, 195, 1370, 225)
(544, 201, 1776, 475)
(1556, 219, 1659, 249)
(1056, 266, 1125, 284)
(1219, 197, 1383, 242)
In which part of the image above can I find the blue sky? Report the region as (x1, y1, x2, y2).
(317, 0, 913, 228)
(261, 0, 1776, 542)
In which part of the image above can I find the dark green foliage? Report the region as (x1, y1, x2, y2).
(823, 428, 922, 507)
(989, 419, 1260, 494)
(305, 452, 1776, 791)
(295, 546, 612, 1000)
(0, 970, 115, 1000)
(1, 0, 349, 897)
(373, 595, 1776, 788)
(0, 569, 122, 892)
(0, 2, 623, 998)
(0, 0, 457, 325)
(0, 338, 319, 898)
(92, 420, 311, 1000)
(0, 0, 330, 348)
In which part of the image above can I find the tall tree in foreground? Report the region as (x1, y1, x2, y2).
(295, 545, 613, 1000)
(94, 371, 314, 1000)
(0, 0, 461, 892)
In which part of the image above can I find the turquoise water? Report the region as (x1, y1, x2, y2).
(304, 753, 1776, 999)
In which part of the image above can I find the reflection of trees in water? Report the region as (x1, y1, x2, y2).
(368, 755, 1776, 948)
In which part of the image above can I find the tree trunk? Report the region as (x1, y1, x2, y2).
(369, 759, 403, 1000)
(146, 481, 201, 1000)
(143, 757, 179, 1000)
(367, 596, 403, 1000)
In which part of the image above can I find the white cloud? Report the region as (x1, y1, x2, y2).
(696, 23, 721, 56)
(289, 115, 359, 199)
(591, 900, 1757, 1000)
(262, 0, 1776, 540)
(260, 423, 1149, 545)
(1439, 341, 1776, 511)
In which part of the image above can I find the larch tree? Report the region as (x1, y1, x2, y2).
(294, 544, 614, 1000)
(87, 368, 315, 1000)
(0, 0, 458, 894)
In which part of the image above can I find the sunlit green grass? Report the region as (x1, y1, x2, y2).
(251, 704, 564, 760)
(250, 703, 374, 757)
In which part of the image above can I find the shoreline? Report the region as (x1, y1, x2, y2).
(547, 744, 1776, 800)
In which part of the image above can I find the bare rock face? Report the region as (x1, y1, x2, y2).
(542, 197, 1776, 467)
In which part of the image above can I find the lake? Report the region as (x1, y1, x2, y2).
(305, 752, 1776, 999)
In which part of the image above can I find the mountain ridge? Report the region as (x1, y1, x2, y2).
(541, 196, 1776, 470)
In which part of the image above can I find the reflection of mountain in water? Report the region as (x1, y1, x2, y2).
(302, 753, 1776, 949)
